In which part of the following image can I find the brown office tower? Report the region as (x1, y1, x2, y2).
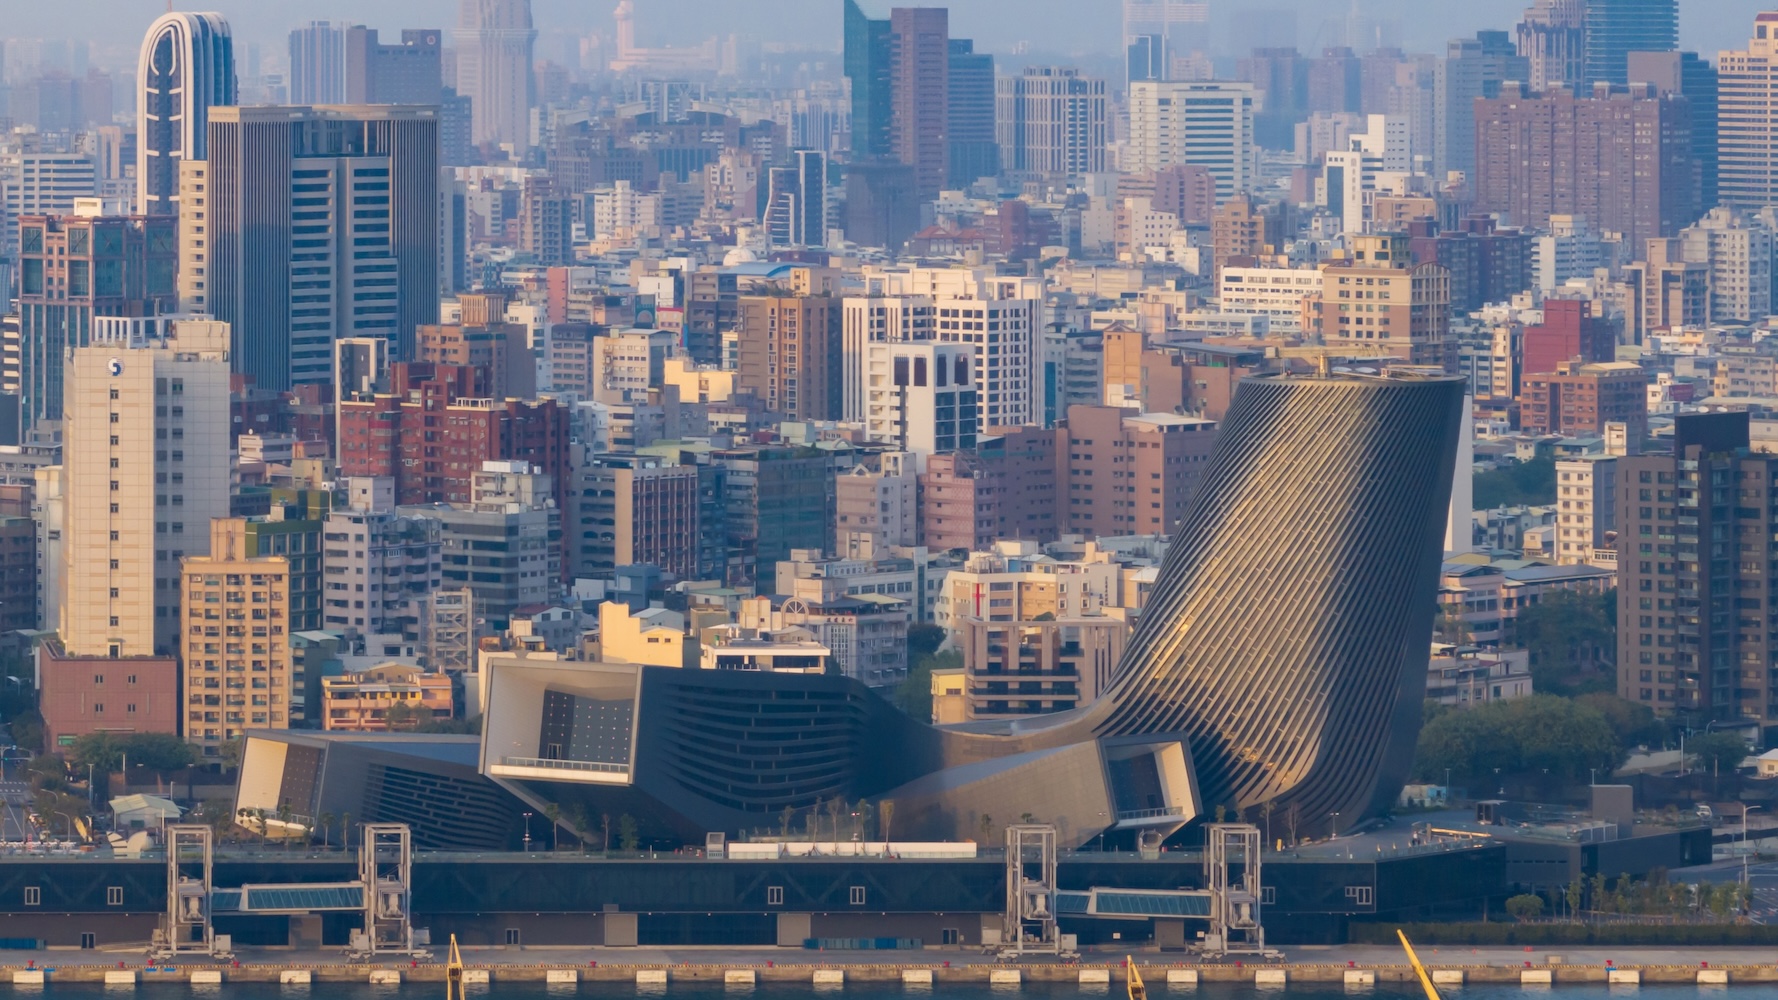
(890, 7, 949, 198)
(1617, 410, 1778, 724)
(1474, 82, 1697, 251)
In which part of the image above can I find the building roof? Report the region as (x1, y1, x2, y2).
(109, 794, 181, 820)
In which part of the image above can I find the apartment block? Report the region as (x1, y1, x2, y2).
(181, 518, 294, 754)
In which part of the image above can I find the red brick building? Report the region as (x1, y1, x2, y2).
(1520, 360, 1648, 440)
(37, 641, 179, 749)
(337, 362, 571, 510)
(1522, 298, 1616, 377)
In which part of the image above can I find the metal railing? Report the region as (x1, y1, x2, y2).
(498, 756, 629, 775)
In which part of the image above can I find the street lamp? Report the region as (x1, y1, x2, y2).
(1096, 811, 1107, 852)
(1744, 805, 1764, 898)
(1329, 811, 1340, 840)
(523, 811, 533, 852)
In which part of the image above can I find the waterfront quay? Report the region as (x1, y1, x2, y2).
(0, 947, 1776, 987)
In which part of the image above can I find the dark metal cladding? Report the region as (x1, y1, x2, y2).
(1091, 372, 1466, 835)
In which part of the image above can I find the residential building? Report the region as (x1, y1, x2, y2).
(409, 461, 561, 629)
(1517, 0, 1586, 91)
(736, 294, 843, 422)
(1554, 455, 1618, 566)
(961, 615, 1129, 719)
(321, 663, 453, 731)
(189, 105, 440, 390)
(567, 452, 700, 581)
(1061, 406, 1217, 539)
(1521, 361, 1648, 441)
(1426, 645, 1534, 707)
(1532, 215, 1607, 292)
(594, 602, 691, 668)
(1211, 194, 1288, 282)
(864, 341, 977, 459)
(1435, 31, 1526, 181)
(833, 454, 920, 557)
(698, 624, 832, 674)
(1217, 264, 1322, 333)
(1319, 234, 1454, 370)
(1679, 208, 1774, 324)
(180, 517, 294, 754)
(1628, 50, 1719, 210)
(1522, 298, 1615, 377)
(36, 642, 178, 750)
(321, 477, 442, 640)
(934, 294, 1038, 433)
(1474, 82, 1697, 251)
(0, 152, 98, 258)
(60, 318, 231, 659)
(716, 446, 832, 589)
(932, 539, 1123, 634)
(890, 7, 950, 198)
(841, 295, 934, 419)
(590, 329, 674, 405)
(415, 309, 535, 400)
(1617, 410, 1778, 722)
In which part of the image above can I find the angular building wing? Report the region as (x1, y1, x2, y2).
(482, 371, 1465, 846)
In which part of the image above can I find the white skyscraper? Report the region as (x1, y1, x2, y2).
(136, 11, 236, 216)
(841, 295, 935, 420)
(455, 0, 537, 152)
(865, 341, 978, 462)
(1126, 81, 1257, 201)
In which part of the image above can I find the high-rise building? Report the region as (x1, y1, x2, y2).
(1211, 194, 1288, 282)
(996, 67, 1108, 180)
(1522, 298, 1616, 376)
(1124, 0, 1208, 84)
(1060, 406, 1217, 539)
(348, 28, 445, 105)
(289, 21, 349, 104)
(1585, 0, 1677, 86)
(1717, 14, 1778, 211)
(1434, 31, 1527, 182)
(1127, 81, 1257, 201)
(322, 477, 442, 640)
(136, 12, 235, 216)
(934, 293, 1038, 434)
(14, 212, 177, 428)
(566, 452, 700, 582)
(1319, 234, 1453, 371)
(1679, 207, 1775, 324)
(842, 0, 893, 160)
(762, 150, 828, 248)
(1617, 411, 1777, 723)
(863, 341, 977, 459)
(1554, 454, 1617, 566)
(455, 0, 536, 152)
(736, 294, 844, 422)
(181, 518, 295, 752)
(61, 317, 232, 659)
(1627, 51, 1718, 210)
(1238, 48, 1309, 149)
(946, 39, 997, 188)
(1516, 0, 1586, 91)
(842, 161, 919, 250)
(1474, 83, 1696, 252)
(408, 461, 561, 628)
(890, 7, 950, 198)
(189, 105, 440, 391)
(0, 151, 98, 256)
(841, 295, 934, 419)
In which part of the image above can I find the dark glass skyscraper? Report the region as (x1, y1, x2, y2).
(843, 0, 892, 160)
(1585, 0, 1678, 86)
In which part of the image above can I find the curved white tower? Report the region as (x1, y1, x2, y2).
(137, 12, 236, 216)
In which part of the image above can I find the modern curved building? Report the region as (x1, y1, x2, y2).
(481, 370, 1466, 846)
(137, 12, 236, 216)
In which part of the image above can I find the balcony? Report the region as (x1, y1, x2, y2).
(489, 755, 631, 785)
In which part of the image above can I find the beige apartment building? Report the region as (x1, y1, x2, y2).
(181, 518, 293, 755)
(321, 663, 454, 731)
(1319, 234, 1453, 370)
(62, 317, 232, 659)
(960, 614, 1130, 720)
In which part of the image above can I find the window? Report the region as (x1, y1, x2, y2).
(1260, 886, 1276, 905)
(107, 886, 123, 906)
(766, 886, 784, 905)
(849, 886, 866, 906)
(1344, 885, 1373, 907)
(504, 928, 521, 946)
(23, 887, 39, 906)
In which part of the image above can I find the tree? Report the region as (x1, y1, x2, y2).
(897, 648, 961, 722)
(542, 803, 562, 850)
(979, 813, 994, 844)
(616, 814, 639, 851)
(880, 799, 895, 843)
(601, 813, 612, 854)
(340, 812, 351, 850)
(384, 701, 423, 732)
(275, 802, 293, 849)
(1504, 893, 1544, 921)
(317, 812, 335, 850)
(826, 798, 844, 843)
(1413, 695, 1624, 787)
(907, 623, 946, 665)
(9, 709, 43, 755)
(1564, 878, 1583, 921)
(1510, 590, 1616, 694)
(1473, 455, 1556, 510)
(1687, 732, 1749, 776)
(1285, 803, 1300, 846)
(1259, 801, 1275, 847)
(1576, 693, 1666, 751)
(779, 806, 796, 840)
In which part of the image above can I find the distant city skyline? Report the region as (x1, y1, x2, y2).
(3, 0, 1773, 74)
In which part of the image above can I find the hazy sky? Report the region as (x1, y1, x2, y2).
(6, 0, 1773, 72)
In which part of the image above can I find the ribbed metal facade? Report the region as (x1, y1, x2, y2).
(1093, 372, 1465, 832)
